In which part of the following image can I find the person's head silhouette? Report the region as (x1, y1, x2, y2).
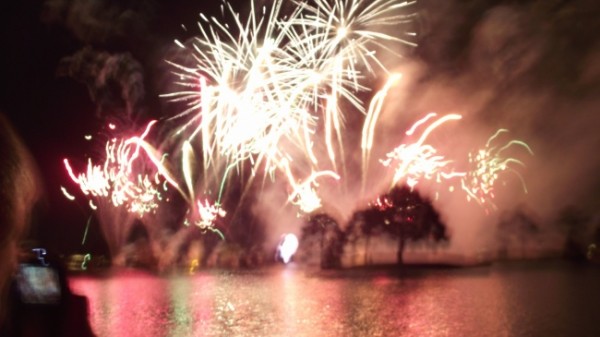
(0, 112, 42, 326)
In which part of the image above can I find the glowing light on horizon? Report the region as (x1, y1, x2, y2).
(277, 233, 299, 264)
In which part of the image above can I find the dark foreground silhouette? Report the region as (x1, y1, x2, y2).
(0, 113, 96, 337)
(1, 251, 96, 337)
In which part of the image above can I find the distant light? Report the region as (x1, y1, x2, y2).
(108, 123, 116, 130)
(81, 254, 91, 270)
(32, 248, 49, 266)
(277, 233, 299, 264)
(84, 135, 92, 140)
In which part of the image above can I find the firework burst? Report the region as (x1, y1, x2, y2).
(380, 113, 464, 189)
(61, 0, 536, 261)
(461, 129, 533, 209)
(63, 121, 173, 217)
(163, 0, 417, 187)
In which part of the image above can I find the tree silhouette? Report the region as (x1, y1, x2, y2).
(299, 213, 345, 269)
(496, 206, 539, 259)
(346, 204, 387, 265)
(356, 185, 448, 265)
(559, 205, 593, 260)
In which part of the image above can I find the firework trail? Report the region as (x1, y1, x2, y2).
(361, 73, 402, 190)
(279, 157, 341, 213)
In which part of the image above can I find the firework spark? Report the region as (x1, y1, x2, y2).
(279, 158, 341, 214)
(461, 129, 533, 209)
(63, 121, 173, 216)
(381, 114, 464, 188)
(183, 199, 227, 236)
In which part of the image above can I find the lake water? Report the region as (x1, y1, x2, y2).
(68, 260, 600, 337)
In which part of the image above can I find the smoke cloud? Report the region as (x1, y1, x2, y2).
(371, 0, 600, 258)
(57, 47, 146, 120)
(42, 0, 157, 45)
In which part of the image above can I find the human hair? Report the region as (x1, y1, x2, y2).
(0, 113, 41, 326)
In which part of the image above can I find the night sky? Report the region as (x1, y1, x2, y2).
(1, 0, 599, 257)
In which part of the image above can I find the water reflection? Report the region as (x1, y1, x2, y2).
(69, 261, 600, 337)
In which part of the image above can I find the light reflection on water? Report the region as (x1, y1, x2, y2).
(69, 261, 600, 337)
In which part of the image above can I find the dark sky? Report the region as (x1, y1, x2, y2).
(1, 0, 599, 256)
